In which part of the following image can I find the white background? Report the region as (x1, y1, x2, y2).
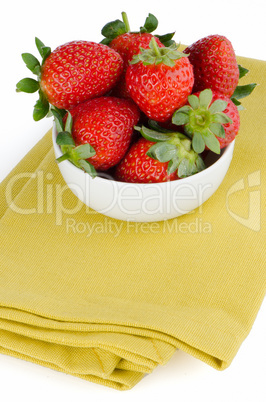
(1, 1, 265, 401)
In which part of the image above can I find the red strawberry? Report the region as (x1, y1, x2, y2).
(101, 12, 175, 98)
(68, 96, 140, 171)
(172, 88, 240, 154)
(109, 33, 164, 97)
(16, 38, 123, 120)
(115, 138, 179, 183)
(125, 38, 194, 123)
(184, 35, 239, 97)
(101, 12, 166, 98)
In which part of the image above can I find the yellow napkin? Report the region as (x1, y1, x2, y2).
(0, 56, 265, 391)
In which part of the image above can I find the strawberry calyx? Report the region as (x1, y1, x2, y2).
(230, 64, 257, 110)
(130, 37, 188, 67)
(52, 108, 97, 178)
(172, 89, 232, 154)
(101, 12, 175, 46)
(135, 123, 205, 178)
(16, 38, 51, 121)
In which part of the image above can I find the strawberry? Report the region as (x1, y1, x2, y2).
(183, 35, 239, 98)
(115, 123, 205, 183)
(54, 96, 140, 174)
(16, 38, 123, 120)
(101, 12, 173, 98)
(172, 88, 240, 154)
(115, 138, 179, 183)
(125, 38, 194, 123)
(109, 33, 164, 98)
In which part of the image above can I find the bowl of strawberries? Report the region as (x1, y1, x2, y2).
(52, 123, 235, 222)
(17, 12, 255, 222)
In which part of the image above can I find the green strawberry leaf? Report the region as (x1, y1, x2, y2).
(209, 99, 227, 114)
(172, 110, 190, 125)
(203, 130, 221, 154)
(231, 83, 257, 100)
(21, 53, 41, 76)
(147, 142, 177, 162)
(192, 131, 205, 154)
(51, 108, 64, 133)
(238, 64, 249, 79)
(100, 38, 112, 45)
(177, 158, 190, 178)
(231, 98, 241, 106)
(155, 32, 175, 47)
(35, 37, 45, 55)
(56, 131, 75, 147)
(51, 106, 67, 120)
(72, 144, 96, 159)
(175, 105, 192, 115)
(64, 111, 73, 134)
(33, 91, 50, 121)
(16, 77, 39, 93)
(135, 125, 172, 141)
(199, 89, 212, 108)
(188, 94, 200, 110)
(35, 37, 51, 63)
(101, 19, 127, 40)
(209, 123, 225, 138)
(230, 97, 245, 111)
(147, 120, 173, 133)
(176, 150, 205, 178)
(140, 13, 158, 33)
(212, 112, 232, 125)
(78, 159, 97, 177)
(167, 157, 179, 175)
(160, 55, 175, 67)
(195, 155, 206, 171)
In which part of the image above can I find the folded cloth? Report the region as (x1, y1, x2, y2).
(0, 55, 265, 391)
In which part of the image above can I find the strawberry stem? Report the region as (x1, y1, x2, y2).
(150, 36, 161, 57)
(121, 11, 131, 32)
(130, 39, 188, 67)
(56, 153, 71, 163)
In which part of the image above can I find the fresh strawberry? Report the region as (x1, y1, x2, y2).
(101, 12, 171, 98)
(110, 33, 164, 97)
(172, 88, 240, 154)
(115, 138, 179, 183)
(125, 38, 194, 123)
(55, 96, 140, 173)
(115, 122, 205, 183)
(16, 38, 123, 120)
(183, 35, 239, 97)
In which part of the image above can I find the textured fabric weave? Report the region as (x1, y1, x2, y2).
(0, 55, 265, 390)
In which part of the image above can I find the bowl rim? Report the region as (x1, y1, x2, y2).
(52, 123, 235, 187)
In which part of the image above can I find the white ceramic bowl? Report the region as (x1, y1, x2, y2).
(52, 124, 235, 222)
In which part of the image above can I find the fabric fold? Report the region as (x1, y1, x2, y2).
(0, 55, 265, 390)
